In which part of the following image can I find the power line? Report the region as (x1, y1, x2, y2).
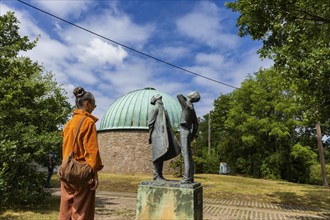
(16, 0, 239, 89)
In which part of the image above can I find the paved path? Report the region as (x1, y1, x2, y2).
(52, 189, 330, 220)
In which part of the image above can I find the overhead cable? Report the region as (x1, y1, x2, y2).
(16, 0, 239, 89)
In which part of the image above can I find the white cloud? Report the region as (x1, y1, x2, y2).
(195, 53, 226, 69)
(176, 1, 239, 49)
(58, 63, 100, 86)
(78, 38, 128, 67)
(196, 91, 216, 116)
(189, 49, 273, 91)
(159, 46, 191, 61)
(59, 5, 155, 49)
(229, 49, 274, 87)
(34, 0, 93, 19)
(25, 36, 70, 68)
(100, 59, 154, 92)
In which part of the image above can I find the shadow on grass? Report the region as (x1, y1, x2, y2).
(0, 193, 126, 219)
(96, 197, 118, 207)
(268, 189, 330, 219)
(99, 179, 138, 193)
(95, 197, 122, 217)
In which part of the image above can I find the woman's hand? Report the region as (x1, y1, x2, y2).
(89, 172, 99, 191)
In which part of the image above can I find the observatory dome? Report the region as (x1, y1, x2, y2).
(99, 88, 181, 130)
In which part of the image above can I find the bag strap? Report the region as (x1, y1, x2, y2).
(71, 116, 87, 154)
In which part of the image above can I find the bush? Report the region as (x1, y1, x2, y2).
(0, 162, 49, 206)
(170, 154, 220, 176)
(260, 153, 282, 180)
(193, 155, 219, 174)
(308, 164, 330, 185)
(289, 144, 318, 183)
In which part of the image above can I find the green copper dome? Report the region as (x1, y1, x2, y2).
(99, 88, 181, 130)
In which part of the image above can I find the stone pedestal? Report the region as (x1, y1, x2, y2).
(136, 180, 203, 220)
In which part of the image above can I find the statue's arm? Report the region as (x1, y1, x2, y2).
(191, 110, 199, 139)
(177, 94, 188, 109)
(148, 108, 158, 144)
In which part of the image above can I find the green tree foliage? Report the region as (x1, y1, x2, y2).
(0, 12, 71, 205)
(226, 0, 329, 186)
(190, 115, 220, 174)
(213, 68, 318, 182)
(309, 164, 330, 185)
(226, 0, 330, 122)
(193, 115, 209, 156)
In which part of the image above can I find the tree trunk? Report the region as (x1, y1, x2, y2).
(316, 121, 328, 187)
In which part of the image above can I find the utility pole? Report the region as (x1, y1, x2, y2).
(208, 112, 211, 156)
(316, 121, 328, 187)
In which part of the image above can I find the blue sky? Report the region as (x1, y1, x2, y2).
(1, 0, 272, 126)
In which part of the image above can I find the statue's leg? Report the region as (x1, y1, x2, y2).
(180, 128, 194, 183)
(153, 159, 165, 181)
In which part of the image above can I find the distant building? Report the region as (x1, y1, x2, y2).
(219, 162, 230, 174)
(98, 87, 181, 174)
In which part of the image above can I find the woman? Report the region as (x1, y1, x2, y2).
(59, 87, 103, 220)
(148, 94, 181, 181)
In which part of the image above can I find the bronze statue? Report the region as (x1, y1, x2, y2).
(148, 94, 181, 181)
(177, 91, 200, 184)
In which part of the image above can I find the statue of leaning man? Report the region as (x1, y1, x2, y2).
(148, 94, 181, 181)
(177, 91, 200, 184)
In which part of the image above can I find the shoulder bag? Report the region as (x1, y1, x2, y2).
(58, 117, 93, 185)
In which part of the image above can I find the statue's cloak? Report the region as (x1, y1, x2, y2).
(148, 102, 181, 162)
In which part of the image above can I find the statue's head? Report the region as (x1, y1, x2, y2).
(187, 91, 200, 103)
(150, 94, 162, 105)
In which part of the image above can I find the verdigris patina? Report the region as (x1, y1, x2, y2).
(136, 180, 203, 220)
(177, 91, 200, 184)
(148, 94, 181, 181)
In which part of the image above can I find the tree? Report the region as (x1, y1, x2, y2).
(0, 12, 71, 205)
(211, 94, 233, 159)
(227, 0, 329, 186)
(213, 68, 318, 182)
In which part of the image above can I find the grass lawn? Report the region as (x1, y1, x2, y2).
(98, 173, 330, 210)
(1, 173, 329, 219)
(0, 196, 60, 220)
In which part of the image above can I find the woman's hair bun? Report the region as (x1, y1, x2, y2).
(73, 87, 86, 98)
